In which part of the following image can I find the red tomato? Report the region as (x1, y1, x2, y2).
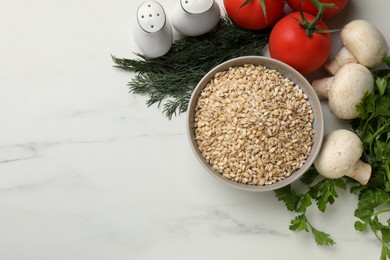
(269, 12, 332, 75)
(223, 0, 285, 30)
(286, 0, 349, 19)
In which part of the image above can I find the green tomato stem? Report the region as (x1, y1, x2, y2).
(307, 0, 335, 30)
(298, 0, 336, 36)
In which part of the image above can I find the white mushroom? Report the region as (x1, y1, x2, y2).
(312, 63, 374, 119)
(314, 129, 371, 185)
(324, 19, 388, 75)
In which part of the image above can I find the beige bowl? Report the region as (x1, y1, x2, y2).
(187, 56, 324, 192)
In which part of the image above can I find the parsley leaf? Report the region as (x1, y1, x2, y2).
(381, 226, 390, 242)
(290, 214, 309, 232)
(289, 214, 335, 246)
(274, 186, 302, 212)
(376, 77, 388, 96)
(310, 225, 335, 246)
(296, 193, 312, 213)
(354, 189, 390, 232)
(356, 189, 390, 217)
(310, 178, 347, 212)
(275, 186, 312, 213)
(300, 166, 319, 185)
(354, 221, 368, 231)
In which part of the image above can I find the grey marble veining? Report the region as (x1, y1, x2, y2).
(0, 0, 387, 259)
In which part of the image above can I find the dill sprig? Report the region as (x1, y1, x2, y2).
(112, 16, 269, 119)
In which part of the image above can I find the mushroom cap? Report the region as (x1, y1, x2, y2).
(341, 19, 389, 68)
(328, 63, 374, 119)
(314, 129, 363, 179)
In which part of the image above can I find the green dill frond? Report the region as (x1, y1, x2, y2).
(113, 16, 269, 119)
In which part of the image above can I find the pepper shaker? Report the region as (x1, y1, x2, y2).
(171, 0, 220, 37)
(133, 1, 173, 58)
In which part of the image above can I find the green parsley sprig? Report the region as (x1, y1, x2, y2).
(351, 58, 390, 259)
(275, 167, 346, 246)
(276, 58, 390, 259)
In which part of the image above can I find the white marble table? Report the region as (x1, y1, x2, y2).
(1, 0, 388, 259)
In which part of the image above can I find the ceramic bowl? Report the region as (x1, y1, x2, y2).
(187, 56, 324, 192)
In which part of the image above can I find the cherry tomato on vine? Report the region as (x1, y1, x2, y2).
(223, 0, 285, 30)
(286, 0, 349, 19)
(269, 12, 332, 75)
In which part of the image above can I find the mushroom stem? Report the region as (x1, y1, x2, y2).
(344, 160, 372, 185)
(312, 76, 334, 99)
(324, 47, 357, 75)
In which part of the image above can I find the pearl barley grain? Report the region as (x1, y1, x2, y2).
(194, 64, 315, 186)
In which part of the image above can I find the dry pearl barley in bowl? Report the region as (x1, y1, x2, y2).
(187, 56, 324, 192)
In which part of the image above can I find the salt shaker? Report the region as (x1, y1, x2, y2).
(171, 0, 220, 37)
(133, 1, 173, 58)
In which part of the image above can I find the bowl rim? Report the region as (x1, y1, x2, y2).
(186, 56, 324, 192)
